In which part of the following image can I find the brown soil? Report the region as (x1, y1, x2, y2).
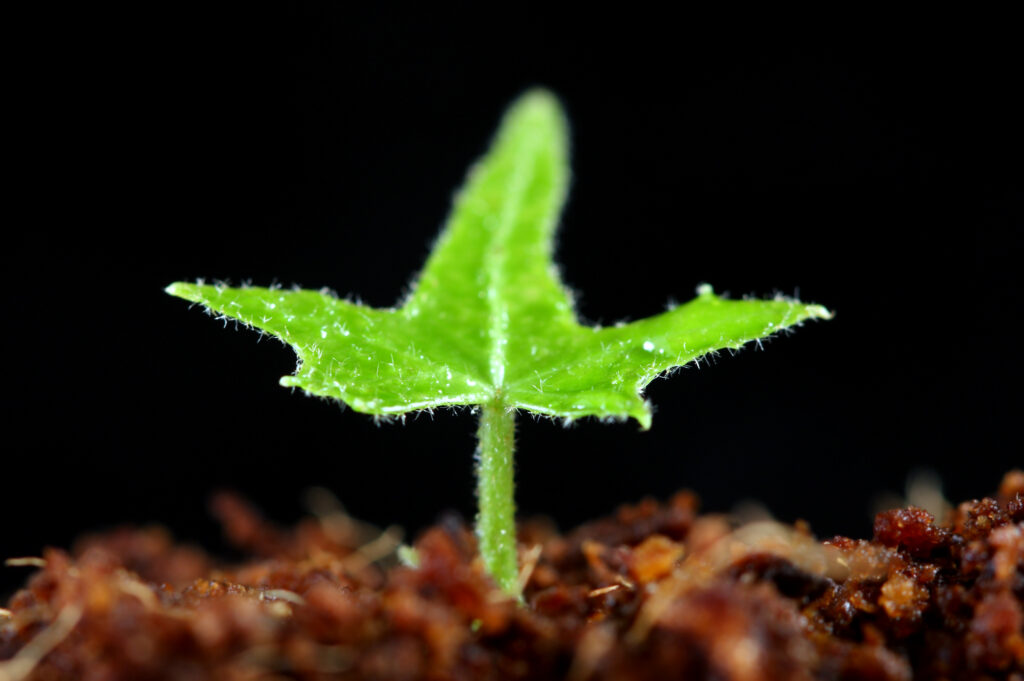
(2, 473, 1022, 681)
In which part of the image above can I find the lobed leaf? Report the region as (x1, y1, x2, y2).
(168, 90, 831, 426)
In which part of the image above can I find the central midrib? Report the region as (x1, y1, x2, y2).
(483, 134, 537, 395)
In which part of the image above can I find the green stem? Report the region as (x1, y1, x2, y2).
(475, 399, 519, 595)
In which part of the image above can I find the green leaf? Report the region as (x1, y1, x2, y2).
(167, 89, 831, 429)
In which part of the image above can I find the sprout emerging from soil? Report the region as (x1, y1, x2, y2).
(167, 90, 831, 595)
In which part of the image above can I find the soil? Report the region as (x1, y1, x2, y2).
(1, 473, 1022, 681)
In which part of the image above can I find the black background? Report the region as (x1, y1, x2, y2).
(6, 9, 1019, 597)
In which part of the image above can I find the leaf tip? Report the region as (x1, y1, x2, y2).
(516, 86, 560, 111)
(165, 281, 199, 301)
(506, 87, 566, 133)
(805, 303, 834, 321)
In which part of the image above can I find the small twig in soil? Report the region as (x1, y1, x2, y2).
(354, 526, 404, 564)
(0, 602, 83, 681)
(304, 486, 383, 546)
(114, 571, 162, 611)
(3, 558, 46, 568)
(588, 574, 636, 600)
(587, 584, 622, 598)
(305, 486, 402, 566)
(516, 544, 543, 594)
(260, 589, 307, 606)
(338, 525, 404, 574)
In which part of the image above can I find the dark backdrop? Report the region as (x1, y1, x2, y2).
(6, 9, 1019, 597)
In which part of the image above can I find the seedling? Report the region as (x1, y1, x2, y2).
(167, 90, 831, 595)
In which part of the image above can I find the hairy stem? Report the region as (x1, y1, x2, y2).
(475, 399, 519, 594)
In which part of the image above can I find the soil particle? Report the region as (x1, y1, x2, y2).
(2, 472, 1023, 680)
(873, 507, 949, 558)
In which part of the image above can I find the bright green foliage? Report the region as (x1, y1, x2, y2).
(166, 90, 830, 429)
(167, 89, 831, 595)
